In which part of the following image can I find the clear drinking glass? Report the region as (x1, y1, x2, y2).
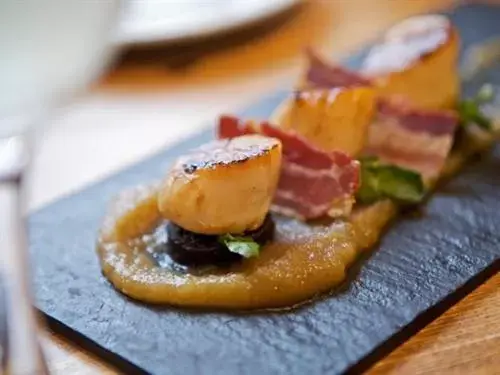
(0, 1, 123, 373)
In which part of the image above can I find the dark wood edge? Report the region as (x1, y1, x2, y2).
(347, 258, 500, 374)
(43, 316, 148, 375)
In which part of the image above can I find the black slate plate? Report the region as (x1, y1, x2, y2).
(29, 4, 500, 375)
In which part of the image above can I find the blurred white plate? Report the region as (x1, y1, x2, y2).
(116, 0, 301, 47)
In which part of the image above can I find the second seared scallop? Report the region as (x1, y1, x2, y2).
(362, 14, 459, 109)
(158, 135, 282, 235)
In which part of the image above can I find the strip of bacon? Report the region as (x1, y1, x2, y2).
(219, 115, 360, 220)
(367, 99, 458, 179)
(377, 98, 457, 136)
(304, 49, 458, 179)
(305, 49, 372, 89)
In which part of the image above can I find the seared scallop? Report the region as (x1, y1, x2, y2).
(362, 14, 459, 109)
(271, 87, 376, 156)
(158, 135, 282, 235)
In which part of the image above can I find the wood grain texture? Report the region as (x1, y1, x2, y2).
(369, 273, 500, 375)
(33, 0, 499, 374)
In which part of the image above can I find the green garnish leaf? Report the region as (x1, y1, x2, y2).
(457, 83, 495, 131)
(358, 155, 379, 165)
(476, 83, 495, 103)
(457, 99, 492, 131)
(356, 158, 426, 205)
(219, 234, 260, 258)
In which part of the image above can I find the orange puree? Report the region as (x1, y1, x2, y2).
(96, 128, 497, 309)
(97, 184, 396, 309)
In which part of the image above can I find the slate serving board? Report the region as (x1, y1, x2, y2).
(29, 4, 500, 375)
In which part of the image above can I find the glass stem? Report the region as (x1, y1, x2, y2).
(0, 159, 49, 374)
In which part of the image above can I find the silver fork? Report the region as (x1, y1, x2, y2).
(0, 135, 50, 375)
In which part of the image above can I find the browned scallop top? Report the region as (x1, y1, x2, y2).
(293, 88, 341, 105)
(179, 135, 280, 174)
(362, 15, 451, 75)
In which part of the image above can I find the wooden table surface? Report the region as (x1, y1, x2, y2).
(30, 0, 499, 374)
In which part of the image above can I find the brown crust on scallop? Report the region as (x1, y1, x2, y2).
(180, 136, 280, 174)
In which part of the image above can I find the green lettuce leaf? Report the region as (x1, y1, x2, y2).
(357, 157, 426, 205)
(457, 83, 495, 131)
(219, 234, 260, 258)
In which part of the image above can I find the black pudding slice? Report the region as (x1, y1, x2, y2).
(165, 214, 275, 266)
